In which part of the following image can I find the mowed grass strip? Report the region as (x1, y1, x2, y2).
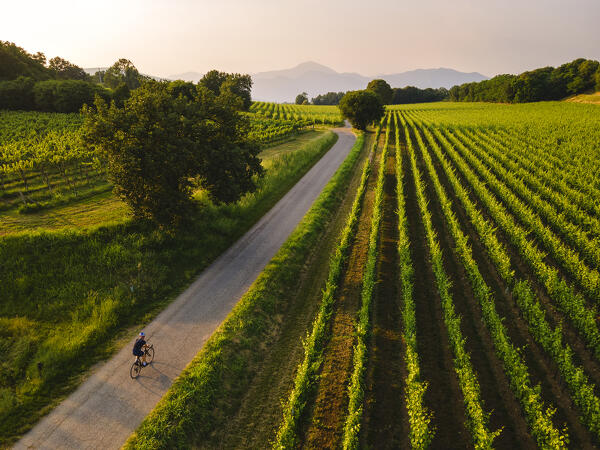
(0, 131, 338, 446)
(124, 133, 365, 448)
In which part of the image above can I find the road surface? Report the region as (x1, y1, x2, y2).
(15, 127, 356, 450)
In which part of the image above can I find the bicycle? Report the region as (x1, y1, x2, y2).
(130, 344, 155, 379)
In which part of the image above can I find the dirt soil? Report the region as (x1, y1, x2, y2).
(300, 132, 382, 449)
(360, 143, 410, 449)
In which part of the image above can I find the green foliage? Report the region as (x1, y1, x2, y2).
(199, 70, 253, 111)
(125, 133, 363, 449)
(251, 102, 344, 126)
(0, 77, 111, 113)
(311, 91, 345, 105)
(0, 111, 104, 213)
(449, 58, 600, 103)
(0, 108, 305, 215)
(0, 77, 35, 110)
(393, 112, 434, 448)
(339, 90, 385, 131)
(405, 113, 567, 447)
(33, 80, 110, 113)
(366, 79, 393, 104)
(0, 41, 110, 112)
(295, 92, 308, 105)
(391, 101, 600, 442)
(405, 114, 502, 449)
(0, 41, 52, 82)
(103, 58, 141, 90)
(48, 57, 89, 81)
(397, 103, 600, 359)
(112, 83, 131, 108)
(247, 116, 304, 145)
(391, 86, 448, 104)
(81, 81, 263, 227)
(410, 109, 600, 439)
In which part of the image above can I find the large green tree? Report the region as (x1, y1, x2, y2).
(366, 79, 393, 104)
(199, 70, 252, 110)
(0, 41, 52, 81)
(82, 81, 263, 226)
(295, 92, 308, 104)
(48, 57, 89, 80)
(103, 58, 141, 90)
(338, 90, 384, 131)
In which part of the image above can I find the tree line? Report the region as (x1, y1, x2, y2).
(449, 58, 600, 103)
(1, 42, 158, 112)
(304, 83, 448, 106)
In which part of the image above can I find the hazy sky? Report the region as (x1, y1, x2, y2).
(3, 0, 599, 78)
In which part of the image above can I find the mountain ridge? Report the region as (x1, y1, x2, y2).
(88, 62, 488, 102)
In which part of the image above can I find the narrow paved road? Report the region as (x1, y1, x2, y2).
(15, 127, 356, 450)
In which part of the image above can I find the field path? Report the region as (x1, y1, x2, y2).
(15, 127, 356, 450)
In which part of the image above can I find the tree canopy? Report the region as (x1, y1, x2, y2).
(449, 58, 600, 103)
(391, 86, 448, 104)
(366, 79, 393, 104)
(48, 57, 89, 81)
(103, 59, 142, 90)
(295, 92, 308, 105)
(311, 91, 345, 105)
(338, 90, 385, 131)
(0, 41, 52, 81)
(81, 80, 263, 227)
(199, 70, 253, 110)
(0, 41, 115, 112)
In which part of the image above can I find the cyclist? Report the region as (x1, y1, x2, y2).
(133, 331, 148, 366)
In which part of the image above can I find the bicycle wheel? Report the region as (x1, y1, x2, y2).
(145, 346, 155, 364)
(130, 361, 141, 379)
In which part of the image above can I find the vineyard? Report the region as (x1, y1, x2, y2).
(0, 111, 106, 213)
(6, 97, 600, 448)
(261, 102, 600, 449)
(0, 108, 330, 215)
(250, 101, 344, 126)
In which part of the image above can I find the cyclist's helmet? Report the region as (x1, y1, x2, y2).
(139, 331, 145, 337)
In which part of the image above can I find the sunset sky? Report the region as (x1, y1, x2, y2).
(3, 0, 599, 78)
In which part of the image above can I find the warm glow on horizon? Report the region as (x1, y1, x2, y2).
(2, 0, 599, 78)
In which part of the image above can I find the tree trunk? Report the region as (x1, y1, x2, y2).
(18, 168, 30, 193)
(41, 166, 53, 192)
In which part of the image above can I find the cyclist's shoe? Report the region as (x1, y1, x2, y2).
(143, 362, 147, 367)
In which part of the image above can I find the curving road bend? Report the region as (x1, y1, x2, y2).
(15, 126, 356, 450)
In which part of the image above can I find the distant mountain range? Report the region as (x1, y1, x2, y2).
(168, 62, 488, 102)
(87, 62, 488, 103)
